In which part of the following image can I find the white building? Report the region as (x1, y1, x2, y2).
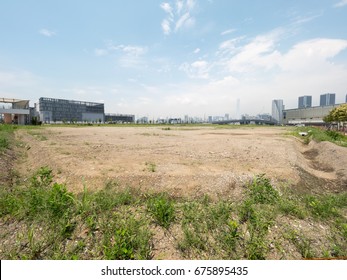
(0, 98, 30, 125)
(272, 99, 284, 125)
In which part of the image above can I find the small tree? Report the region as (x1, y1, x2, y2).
(324, 104, 347, 131)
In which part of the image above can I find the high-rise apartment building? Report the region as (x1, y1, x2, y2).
(298, 95, 312, 108)
(272, 99, 284, 124)
(320, 93, 335, 106)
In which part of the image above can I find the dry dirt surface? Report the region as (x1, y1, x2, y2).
(15, 126, 347, 196)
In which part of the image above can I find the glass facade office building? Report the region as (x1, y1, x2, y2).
(38, 97, 104, 123)
(298, 96, 312, 109)
(271, 99, 284, 124)
(320, 93, 335, 106)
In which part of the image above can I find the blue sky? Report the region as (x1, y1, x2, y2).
(1, 0, 347, 118)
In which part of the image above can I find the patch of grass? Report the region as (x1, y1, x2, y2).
(304, 193, 347, 219)
(284, 228, 315, 259)
(102, 214, 152, 260)
(248, 175, 279, 204)
(220, 220, 240, 252)
(145, 162, 157, 172)
(238, 175, 279, 259)
(278, 198, 306, 219)
(178, 199, 235, 257)
(92, 188, 134, 212)
(27, 130, 48, 141)
(140, 133, 160, 136)
(0, 124, 14, 151)
(290, 126, 347, 146)
(147, 194, 175, 228)
(325, 130, 345, 141)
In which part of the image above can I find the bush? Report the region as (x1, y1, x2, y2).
(248, 175, 279, 204)
(325, 130, 344, 141)
(103, 216, 152, 260)
(147, 194, 175, 228)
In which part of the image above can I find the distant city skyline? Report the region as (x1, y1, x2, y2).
(1, 1, 347, 118)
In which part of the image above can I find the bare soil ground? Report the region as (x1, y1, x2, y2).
(14, 126, 347, 196)
(1, 125, 346, 260)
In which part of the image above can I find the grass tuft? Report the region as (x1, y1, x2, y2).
(147, 194, 175, 228)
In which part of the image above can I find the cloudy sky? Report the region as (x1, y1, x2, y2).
(1, 0, 347, 118)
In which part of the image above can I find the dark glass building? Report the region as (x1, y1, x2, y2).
(320, 93, 335, 107)
(37, 97, 104, 123)
(298, 96, 312, 109)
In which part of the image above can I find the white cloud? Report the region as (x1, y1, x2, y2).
(186, 0, 196, 11)
(96, 42, 148, 68)
(279, 38, 347, 71)
(39, 28, 56, 37)
(105, 42, 147, 56)
(193, 48, 200, 54)
(217, 36, 245, 56)
(176, 0, 184, 14)
(94, 48, 108, 56)
(122, 45, 147, 56)
(175, 12, 194, 31)
(180, 60, 210, 79)
(161, 19, 171, 35)
(221, 28, 236, 36)
(0, 70, 40, 87)
(334, 0, 347, 7)
(160, 2, 173, 17)
(160, 0, 197, 35)
(225, 30, 283, 73)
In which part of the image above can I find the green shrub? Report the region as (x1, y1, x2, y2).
(248, 175, 279, 204)
(47, 183, 75, 219)
(147, 194, 175, 228)
(305, 193, 347, 219)
(103, 216, 152, 260)
(220, 220, 239, 252)
(325, 130, 344, 141)
(278, 198, 306, 219)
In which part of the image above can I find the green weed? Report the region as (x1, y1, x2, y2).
(0, 124, 13, 151)
(248, 174, 279, 204)
(102, 215, 152, 260)
(305, 193, 347, 219)
(278, 198, 306, 219)
(285, 228, 315, 259)
(220, 220, 240, 252)
(145, 162, 157, 172)
(147, 194, 175, 228)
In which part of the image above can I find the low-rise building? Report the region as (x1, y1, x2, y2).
(0, 98, 30, 125)
(36, 97, 104, 123)
(105, 113, 135, 123)
(283, 103, 346, 125)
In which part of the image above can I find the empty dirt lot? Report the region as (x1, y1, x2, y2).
(15, 125, 347, 197)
